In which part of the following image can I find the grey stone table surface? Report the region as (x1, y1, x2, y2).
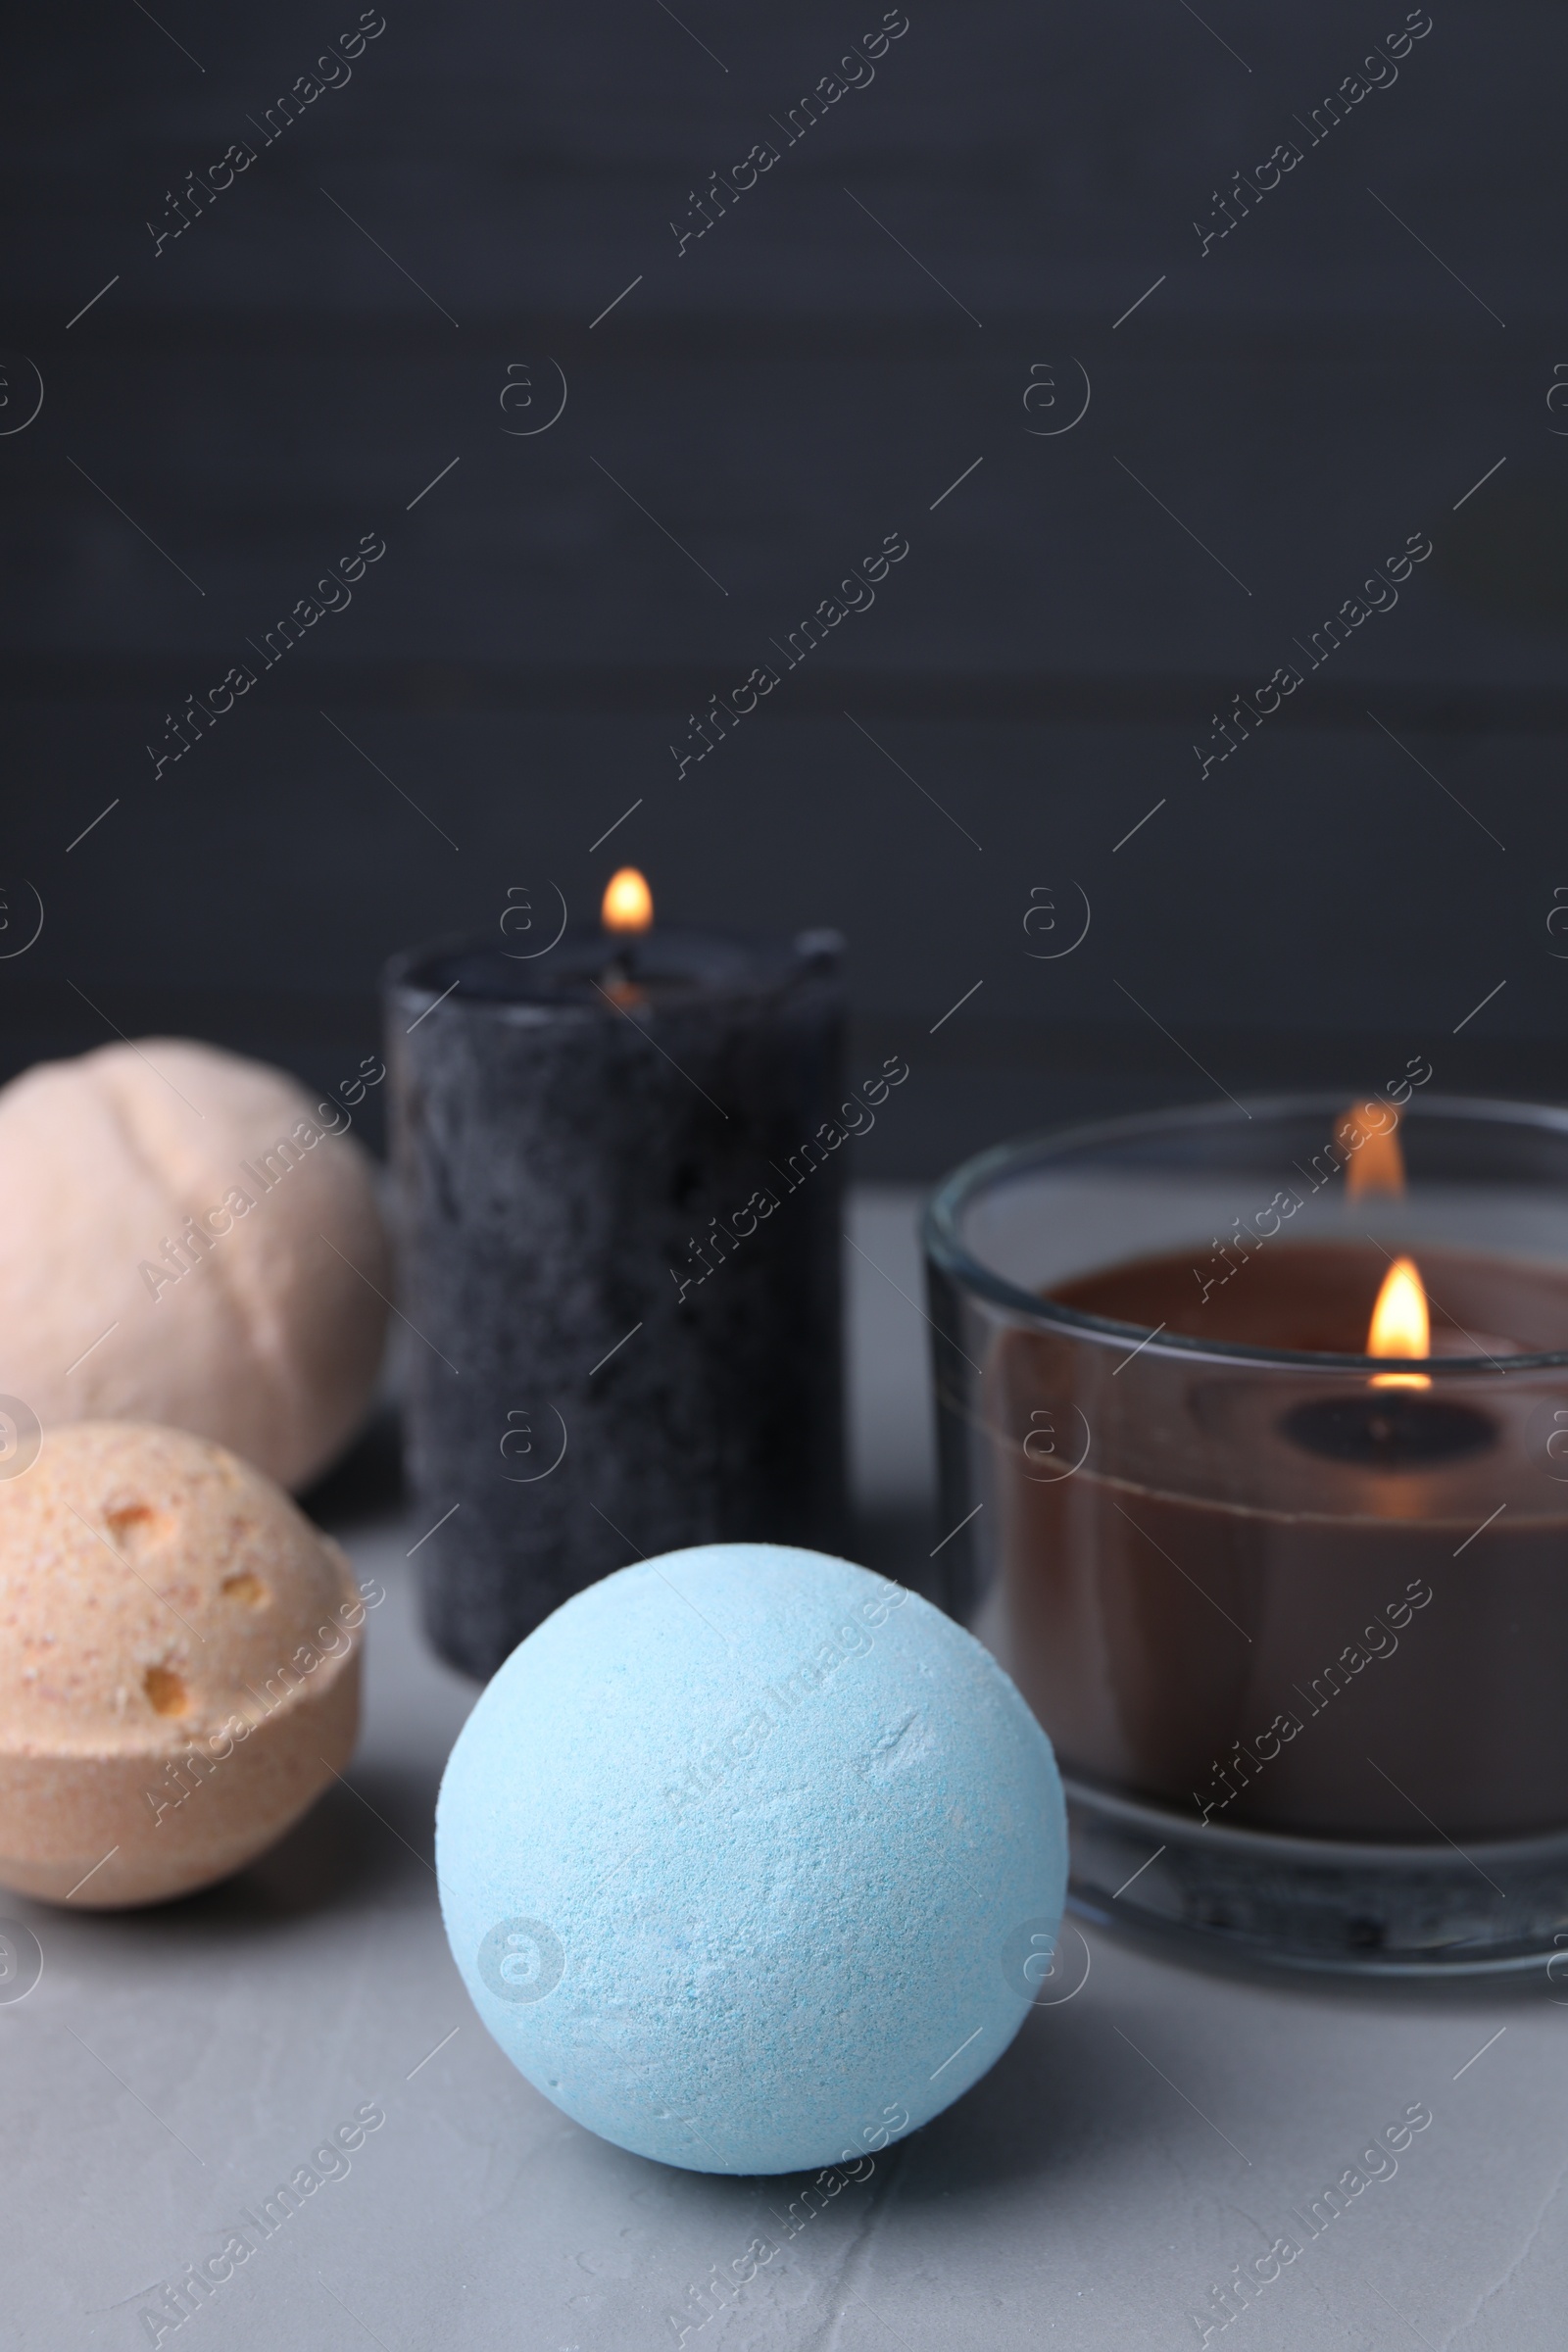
(6, 1189, 1567, 2352)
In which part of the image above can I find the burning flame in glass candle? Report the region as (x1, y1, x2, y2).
(1368, 1255, 1432, 1389)
(602, 867, 654, 934)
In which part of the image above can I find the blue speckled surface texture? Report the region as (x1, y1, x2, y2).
(435, 1544, 1067, 2175)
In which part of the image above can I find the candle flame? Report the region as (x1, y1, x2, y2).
(1367, 1254, 1431, 1389)
(602, 866, 653, 934)
(1338, 1100, 1405, 1200)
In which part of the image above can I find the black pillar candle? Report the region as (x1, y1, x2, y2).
(384, 899, 849, 1679)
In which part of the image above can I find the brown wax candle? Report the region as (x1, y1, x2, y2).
(989, 1240, 1568, 1840)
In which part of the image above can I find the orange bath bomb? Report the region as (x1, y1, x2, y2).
(0, 1422, 365, 1907)
(0, 1037, 388, 1490)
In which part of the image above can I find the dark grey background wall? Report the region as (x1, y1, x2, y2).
(3, 1, 1562, 1172)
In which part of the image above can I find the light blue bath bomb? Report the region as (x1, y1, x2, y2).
(435, 1543, 1067, 2175)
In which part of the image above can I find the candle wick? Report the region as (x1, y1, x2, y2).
(598, 946, 646, 1008)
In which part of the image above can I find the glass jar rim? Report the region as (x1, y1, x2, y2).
(921, 1091, 1568, 1375)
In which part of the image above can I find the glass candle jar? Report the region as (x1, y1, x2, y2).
(923, 1094, 1568, 1975)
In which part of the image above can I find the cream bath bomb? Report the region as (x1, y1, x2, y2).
(0, 1422, 366, 1907)
(0, 1037, 388, 1491)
